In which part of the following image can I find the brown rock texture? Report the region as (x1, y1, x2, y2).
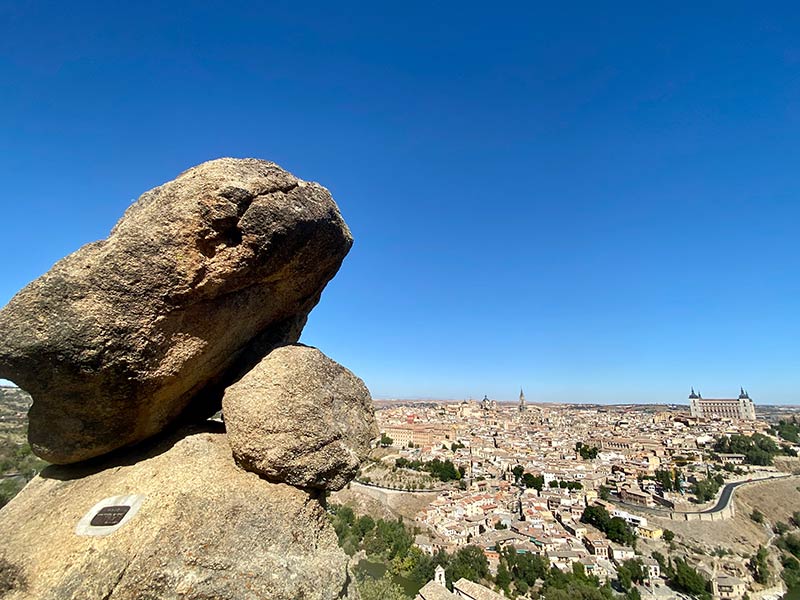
(0, 425, 356, 600)
(223, 344, 377, 490)
(0, 158, 353, 463)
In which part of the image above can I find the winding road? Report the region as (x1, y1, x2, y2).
(614, 473, 794, 517)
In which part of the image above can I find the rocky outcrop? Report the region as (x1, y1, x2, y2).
(0, 158, 353, 464)
(0, 425, 356, 600)
(0, 158, 373, 599)
(223, 344, 377, 491)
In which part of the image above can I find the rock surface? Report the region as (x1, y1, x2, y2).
(0, 424, 356, 600)
(0, 158, 353, 463)
(223, 344, 377, 490)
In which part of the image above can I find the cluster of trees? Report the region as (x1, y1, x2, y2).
(494, 545, 549, 595)
(329, 503, 492, 596)
(651, 552, 711, 600)
(510, 466, 582, 491)
(522, 473, 545, 490)
(748, 546, 770, 584)
(775, 418, 800, 444)
(332, 503, 653, 600)
(713, 433, 792, 466)
(495, 546, 623, 600)
(540, 562, 618, 600)
(549, 480, 584, 491)
(394, 458, 464, 482)
(653, 469, 681, 493)
(777, 532, 800, 594)
(718, 462, 745, 475)
(330, 505, 413, 558)
(616, 558, 646, 591)
(580, 506, 636, 547)
(690, 474, 724, 503)
(511, 466, 544, 491)
(576, 442, 600, 461)
(333, 503, 719, 600)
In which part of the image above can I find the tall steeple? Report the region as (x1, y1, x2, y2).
(519, 387, 526, 411)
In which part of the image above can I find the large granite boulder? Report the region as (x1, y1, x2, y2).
(223, 344, 377, 490)
(0, 158, 353, 463)
(0, 425, 356, 600)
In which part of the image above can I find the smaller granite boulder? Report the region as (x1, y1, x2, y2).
(223, 345, 377, 490)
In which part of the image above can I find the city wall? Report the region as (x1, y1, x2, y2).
(669, 503, 734, 521)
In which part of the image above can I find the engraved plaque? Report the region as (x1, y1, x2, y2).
(76, 494, 145, 537)
(89, 505, 131, 527)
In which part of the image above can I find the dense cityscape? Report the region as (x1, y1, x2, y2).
(327, 390, 800, 600)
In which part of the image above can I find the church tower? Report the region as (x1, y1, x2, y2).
(434, 564, 446, 586)
(519, 387, 526, 412)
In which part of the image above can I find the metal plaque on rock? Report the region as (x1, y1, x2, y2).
(76, 494, 145, 537)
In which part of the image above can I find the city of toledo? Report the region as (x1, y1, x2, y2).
(1, 4, 799, 600)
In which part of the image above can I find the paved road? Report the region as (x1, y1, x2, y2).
(614, 473, 794, 516)
(697, 479, 752, 514)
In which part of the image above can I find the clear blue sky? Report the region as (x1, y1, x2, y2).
(1, 2, 799, 404)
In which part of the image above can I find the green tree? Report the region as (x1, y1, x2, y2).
(512, 465, 525, 483)
(778, 533, 800, 558)
(655, 470, 674, 492)
(670, 558, 710, 600)
(663, 529, 675, 543)
(777, 420, 800, 443)
(496, 561, 512, 593)
(775, 522, 791, 536)
(626, 587, 642, 600)
(380, 433, 394, 447)
(406, 546, 434, 586)
(781, 554, 800, 592)
(749, 546, 770, 584)
(523, 473, 544, 491)
(751, 510, 764, 524)
(691, 477, 722, 503)
(358, 573, 409, 600)
(336, 504, 355, 526)
(622, 559, 646, 585)
(514, 551, 549, 585)
(355, 515, 375, 539)
(447, 546, 489, 587)
(618, 564, 633, 591)
(598, 485, 611, 500)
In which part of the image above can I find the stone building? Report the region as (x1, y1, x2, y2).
(689, 388, 756, 420)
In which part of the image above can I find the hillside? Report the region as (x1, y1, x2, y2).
(0, 386, 46, 507)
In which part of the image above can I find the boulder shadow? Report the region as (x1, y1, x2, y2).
(39, 418, 226, 482)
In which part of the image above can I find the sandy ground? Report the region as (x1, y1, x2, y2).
(329, 484, 438, 522)
(736, 475, 800, 527)
(643, 476, 800, 559)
